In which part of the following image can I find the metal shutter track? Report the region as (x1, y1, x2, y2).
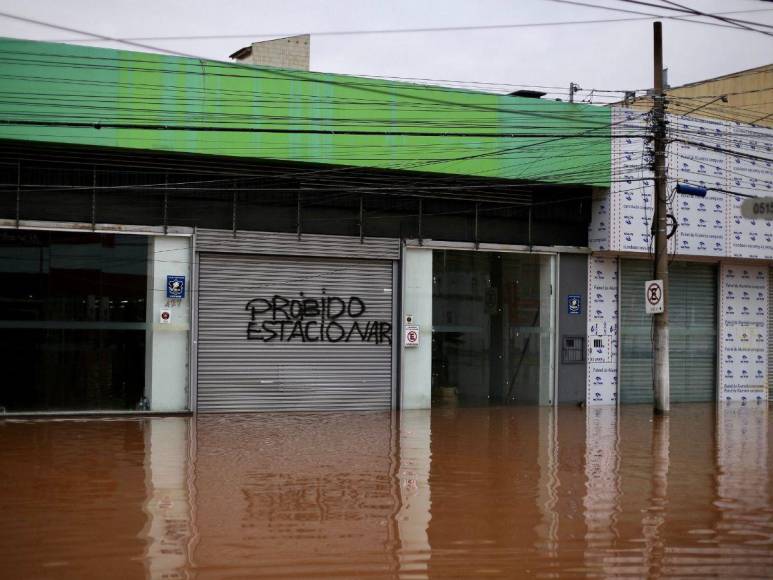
(196, 229, 399, 260)
(620, 260, 717, 404)
(197, 253, 393, 412)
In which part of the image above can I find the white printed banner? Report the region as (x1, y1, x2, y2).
(595, 108, 773, 261)
(586, 256, 618, 405)
(719, 264, 768, 402)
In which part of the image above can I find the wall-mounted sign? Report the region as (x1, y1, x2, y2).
(166, 275, 186, 299)
(159, 309, 171, 324)
(404, 324, 420, 347)
(645, 279, 664, 314)
(568, 294, 582, 315)
(740, 197, 773, 219)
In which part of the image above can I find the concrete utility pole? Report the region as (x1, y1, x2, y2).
(652, 22, 670, 413)
(569, 82, 581, 103)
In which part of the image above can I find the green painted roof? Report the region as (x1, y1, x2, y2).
(0, 37, 610, 186)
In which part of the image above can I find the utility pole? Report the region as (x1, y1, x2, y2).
(569, 82, 580, 103)
(652, 22, 670, 413)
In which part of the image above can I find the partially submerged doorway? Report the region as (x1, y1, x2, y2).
(431, 250, 554, 406)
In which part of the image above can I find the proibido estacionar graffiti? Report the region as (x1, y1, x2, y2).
(245, 290, 392, 345)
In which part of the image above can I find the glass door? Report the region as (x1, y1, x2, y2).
(431, 250, 554, 406)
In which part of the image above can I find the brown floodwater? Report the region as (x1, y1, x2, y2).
(1, 404, 772, 578)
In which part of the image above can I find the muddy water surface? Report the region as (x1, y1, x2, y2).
(1, 404, 772, 578)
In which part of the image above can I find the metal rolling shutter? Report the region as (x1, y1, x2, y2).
(620, 260, 717, 404)
(197, 253, 394, 412)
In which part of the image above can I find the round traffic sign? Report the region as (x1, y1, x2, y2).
(647, 282, 662, 305)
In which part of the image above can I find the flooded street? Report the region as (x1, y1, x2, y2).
(1, 404, 772, 578)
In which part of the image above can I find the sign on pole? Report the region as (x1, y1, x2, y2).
(645, 279, 664, 314)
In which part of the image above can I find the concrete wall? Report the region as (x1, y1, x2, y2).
(557, 254, 588, 404)
(145, 236, 191, 411)
(401, 247, 433, 409)
(239, 35, 310, 70)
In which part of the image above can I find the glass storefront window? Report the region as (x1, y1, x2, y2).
(431, 250, 554, 406)
(0, 230, 148, 412)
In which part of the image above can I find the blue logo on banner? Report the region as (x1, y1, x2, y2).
(166, 275, 186, 299)
(568, 294, 581, 315)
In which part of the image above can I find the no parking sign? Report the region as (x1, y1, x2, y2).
(404, 324, 420, 347)
(645, 279, 664, 314)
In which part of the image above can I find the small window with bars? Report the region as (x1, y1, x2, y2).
(562, 335, 585, 364)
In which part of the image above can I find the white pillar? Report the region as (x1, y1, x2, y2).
(401, 247, 433, 409)
(146, 236, 191, 412)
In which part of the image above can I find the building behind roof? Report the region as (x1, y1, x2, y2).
(229, 34, 310, 70)
(623, 64, 772, 127)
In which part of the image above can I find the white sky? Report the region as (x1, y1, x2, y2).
(0, 0, 771, 101)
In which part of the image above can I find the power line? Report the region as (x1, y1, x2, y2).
(0, 52, 622, 128)
(0, 46, 644, 99)
(617, 0, 773, 35)
(0, 117, 632, 139)
(33, 7, 773, 43)
(546, 0, 773, 32)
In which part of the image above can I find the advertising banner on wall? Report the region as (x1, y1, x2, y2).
(719, 264, 768, 402)
(595, 108, 773, 261)
(586, 256, 618, 405)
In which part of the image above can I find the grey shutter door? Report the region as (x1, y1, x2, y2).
(197, 253, 394, 412)
(620, 260, 717, 404)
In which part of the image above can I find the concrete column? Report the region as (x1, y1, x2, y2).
(401, 247, 433, 409)
(145, 236, 191, 412)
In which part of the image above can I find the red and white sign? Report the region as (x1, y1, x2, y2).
(645, 279, 664, 314)
(159, 309, 172, 324)
(404, 324, 420, 347)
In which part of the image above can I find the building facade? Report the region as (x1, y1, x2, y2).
(0, 37, 769, 415)
(0, 37, 611, 414)
(587, 107, 773, 405)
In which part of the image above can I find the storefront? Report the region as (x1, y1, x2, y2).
(401, 243, 588, 409)
(0, 224, 192, 414)
(192, 229, 399, 412)
(619, 259, 718, 403)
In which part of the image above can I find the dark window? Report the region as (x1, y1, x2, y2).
(0, 230, 147, 412)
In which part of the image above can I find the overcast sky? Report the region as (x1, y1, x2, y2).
(0, 0, 771, 102)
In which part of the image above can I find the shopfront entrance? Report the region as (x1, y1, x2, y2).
(194, 229, 399, 412)
(0, 230, 148, 412)
(619, 259, 717, 403)
(431, 250, 555, 407)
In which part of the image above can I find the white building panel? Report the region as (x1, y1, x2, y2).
(586, 256, 618, 405)
(719, 264, 768, 402)
(598, 108, 773, 261)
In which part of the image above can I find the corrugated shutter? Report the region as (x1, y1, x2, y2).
(196, 229, 399, 261)
(769, 268, 773, 402)
(620, 260, 717, 404)
(197, 253, 394, 412)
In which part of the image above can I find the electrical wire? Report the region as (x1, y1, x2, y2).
(548, 0, 773, 35)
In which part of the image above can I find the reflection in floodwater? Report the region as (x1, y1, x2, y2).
(0, 404, 772, 578)
(583, 406, 621, 576)
(143, 418, 195, 579)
